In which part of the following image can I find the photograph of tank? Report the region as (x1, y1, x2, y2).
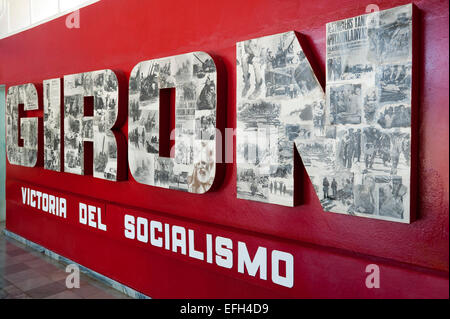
(128, 52, 217, 194)
(236, 4, 413, 222)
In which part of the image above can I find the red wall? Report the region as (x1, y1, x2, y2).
(1, 0, 448, 298)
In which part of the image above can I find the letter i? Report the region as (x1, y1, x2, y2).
(164, 224, 170, 250)
(206, 234, 213, 264)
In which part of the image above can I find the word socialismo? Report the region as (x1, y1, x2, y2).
(20, 184, 294, 288)
(6, 5, 414, 223)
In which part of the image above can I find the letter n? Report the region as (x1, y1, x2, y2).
(236, 4, 415, 223)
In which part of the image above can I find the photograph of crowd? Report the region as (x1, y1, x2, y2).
(63, 69, 120, 181)
(128, 52, 217, 194)
(5, 84, 39, 167)
(236, 4, 413, 222)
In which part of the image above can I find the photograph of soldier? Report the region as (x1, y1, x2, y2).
(319, 171, 354, 214)
(371, 7, 412, 63)
(237, 167, 269, 202)
(195, 112, 216, 140)
(337, 128, 361, 169)
(139, 62, 159, 102)
(154, 157, 173, 188)
(363, 87, 378, 123)
(104, 94, 117, 127)
(82, 118, 93, 140)
(268, 163, 293, 204)
(129, 98, 141, 122)
(364, 142, 376, 169)
(377, 64, 411, 104)
(239, 38, 263, 99)
(65, 94, 82, 116)
(389, 132, 410, 175)
(323, 177, 330, 199)
(331, 178, 338, 198)
(141, 110, 159, 153)
(362, 128, 409, 176)
(174, 139, 193, 165)
(377, 104, 411, 128)
(312, 100, 326, 136)
(181, 82, 197, 101)
(362, 127, 390, 172)
(81, 73, 93, 95)
(105, 71, 118, 92)
(353, 175, 376, 215)
(327, 57, 342, 81)
(197, 76, 216, 110)
(129, 126, 142, 150)
(329, 84, 362, 125)
(377, 176, 407, 219)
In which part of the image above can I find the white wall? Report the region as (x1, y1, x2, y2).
(0, 0, 99, 39)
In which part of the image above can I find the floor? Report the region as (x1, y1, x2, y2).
(0, 223, 131, 299)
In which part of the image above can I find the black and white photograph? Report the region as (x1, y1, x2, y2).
(5, 84, 38, 167)
(319, 171, 355, 214)
(128, 52, 217, 194)
(368, 4, 412, 64)
(336, 127, 362, 170)
(195, 110, 216, 140)
(376, 63, 411, 105)
(237, 166, 270, 203)
(328, 84, 362, 125)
